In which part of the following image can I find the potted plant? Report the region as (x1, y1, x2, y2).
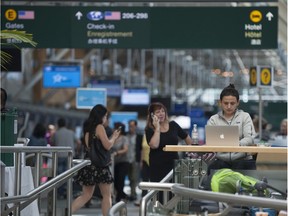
(1, 29, 37, 70)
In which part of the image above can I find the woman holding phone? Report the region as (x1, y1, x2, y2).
(72, 104, 120, 215)
(145, 102, 193, 203)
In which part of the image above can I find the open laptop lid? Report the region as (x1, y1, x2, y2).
(205, 125, 239, 146)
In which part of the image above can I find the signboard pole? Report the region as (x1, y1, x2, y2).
(258, 87, 263, 140)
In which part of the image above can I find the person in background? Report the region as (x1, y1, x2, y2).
(26, 122, 48, 166)
(72, 104, 120, 215)
(52, 118, 81, 199)
(252, 115, 271, 143)
(45, 124, 56, 146)
(272, 118, 287, 147)
(278, 118, 287, 136)
(1, 87, 8, 112)
(111, 122, 130, 202)
(145, 102, 193, 203)
(127, 119, 143, 201)
(207, 84, 256, 173)
(134, 134, 150, 206)
(104, 112, 113, 138)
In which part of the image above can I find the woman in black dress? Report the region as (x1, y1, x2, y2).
(145, 102, 193, 203)
(72, 104, 121, 215)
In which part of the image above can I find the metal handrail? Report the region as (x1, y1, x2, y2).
(172, 184, 287, 211)
(139, 170, 173, 216)
(0, 146, 73, 153)
(108, 201, 127, 216)
(1, 160, 90, 204)
(1, 160, 90, 216)
(0, 160, 91, 216)
(139, 170, 287, 216)
(0, 146, 89, 216)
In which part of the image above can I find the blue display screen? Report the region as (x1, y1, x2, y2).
(76, 88, 107, 109)
(121, 88, 150, 105)
(43, 65, 82, 88)
(89, 79, 122, 97)
(109, 111, 138, 132)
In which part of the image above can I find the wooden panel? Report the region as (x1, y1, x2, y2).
(163, 145, 287, 154)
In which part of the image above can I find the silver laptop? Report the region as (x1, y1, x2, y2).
(205, 125, 239, 146)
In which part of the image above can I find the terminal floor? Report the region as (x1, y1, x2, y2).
(39, 197, 140, 216)
(40, 185, 141, 216)
(72, 199, 140, 216)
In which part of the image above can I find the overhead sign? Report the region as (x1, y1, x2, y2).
(76, 88, 107, 109)
(258, 66, 273, 87)
(1, 6, 278, 49)
(250, 66, 274, 87)
(249, 67, 257, 86)
(2, 0, 278, 2)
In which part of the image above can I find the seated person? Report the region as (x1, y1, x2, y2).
(207, 84, 256, 174)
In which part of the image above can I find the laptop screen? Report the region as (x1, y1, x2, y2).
(205, 125, 239, 146)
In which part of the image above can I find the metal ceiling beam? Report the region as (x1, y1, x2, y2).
(13, 49, 70, 101)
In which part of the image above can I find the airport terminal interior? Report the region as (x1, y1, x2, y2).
(0, 0, 287, 215)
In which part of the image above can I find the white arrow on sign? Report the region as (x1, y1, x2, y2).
(75, 11, 83, 20)
(266, 12, 273, 21)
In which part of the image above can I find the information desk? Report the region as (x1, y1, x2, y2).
(5, 166, 39, 216)
(163, 145, 287, 170)
(163, 145, 287, 154)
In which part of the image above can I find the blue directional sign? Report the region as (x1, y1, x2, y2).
(76, 88, 107, 109)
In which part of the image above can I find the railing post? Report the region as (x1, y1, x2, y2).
(0, 161, 6, 213)
(66, 151, 73, 216)
(35, 152, 41, 212)
(48, 152, 58, 216)
(14, 152, 21, 216)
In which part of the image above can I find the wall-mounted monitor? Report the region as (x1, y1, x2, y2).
(109, 111, 138, 132)
(121, 87, 150, 106)
(88, 76, 122, 97)
(43, 61, 82, 88)
(76, 88, 107, 109)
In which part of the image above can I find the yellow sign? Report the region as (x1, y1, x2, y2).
(260, 67, 272, 85)
(250, 67, 257, 86)
(5, 9, 17, 21)
(250, 10, 262, 23)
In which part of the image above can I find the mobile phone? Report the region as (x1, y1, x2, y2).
(151, 112, 154, 118)
(117, 126, 122, 132)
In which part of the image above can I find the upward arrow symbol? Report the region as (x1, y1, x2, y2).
(76, 11, 83, 20)
(266, 12, 273, 21)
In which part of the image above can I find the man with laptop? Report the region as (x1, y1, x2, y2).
(206, 84, 256, 174)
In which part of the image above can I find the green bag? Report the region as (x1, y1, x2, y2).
(211, 168, 268, 196)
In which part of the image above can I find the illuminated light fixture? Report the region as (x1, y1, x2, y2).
(221, 71, 234, 77)
(212, 69, 221, 74)
(276, 69, 283, 76)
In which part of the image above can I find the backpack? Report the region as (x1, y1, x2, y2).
(211, 168, 269, 196)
